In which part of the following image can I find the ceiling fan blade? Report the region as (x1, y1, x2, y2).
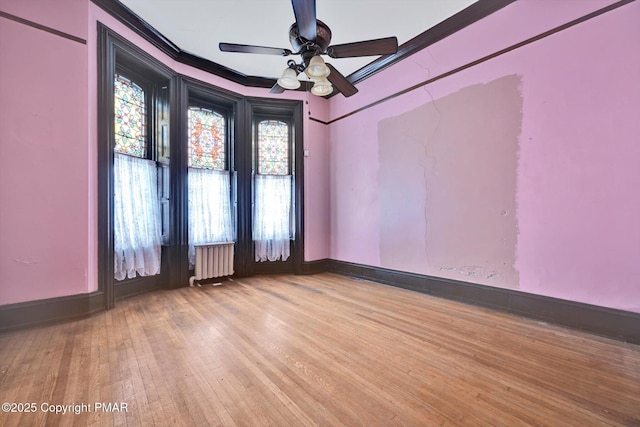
(291, 0, 317, 41)
(219, 43, 292, 56)
(327, 36, 398, 58)
(326, 63, 358, 97)
(270, 83, 286, 94)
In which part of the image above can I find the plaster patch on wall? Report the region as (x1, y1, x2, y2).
(13, 259, 40, 265)
(439, 266, 501, 280)
(378, 75, 522, 289)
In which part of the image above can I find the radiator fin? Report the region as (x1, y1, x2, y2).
(189, 242, 234, 286)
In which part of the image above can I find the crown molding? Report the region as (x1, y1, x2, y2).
(91, 0, 515, 92)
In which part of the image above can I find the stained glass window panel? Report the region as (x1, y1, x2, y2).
(257, 120, 289, 175)
(188, 107, 226, 170)
(114, 74, 146, 157)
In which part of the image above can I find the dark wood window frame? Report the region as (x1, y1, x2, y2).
(110, 68, 168, 299)
(98, 24, 177, 308)
(98, 24, 305, 308)
(183, 78, 242, 277)
(244, 98, 304, 276)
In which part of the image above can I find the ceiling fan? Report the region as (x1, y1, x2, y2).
(219, 0, 398, 97)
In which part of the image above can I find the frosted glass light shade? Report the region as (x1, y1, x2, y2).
(311, 78, 333, 96)
(277, 68, 300, 89)
(305, 55, 330, 79)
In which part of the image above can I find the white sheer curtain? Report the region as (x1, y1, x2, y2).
(253, 174, 292, 262)
(188, 168, 234, 265)
(113, 153, 162, 280)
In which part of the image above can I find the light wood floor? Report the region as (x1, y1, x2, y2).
(1, 273, 639, 426)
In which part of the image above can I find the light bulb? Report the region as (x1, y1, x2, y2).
(311, 78, 333, 96)
(305, 55, 330, 79)
(277, 67, 300, 90)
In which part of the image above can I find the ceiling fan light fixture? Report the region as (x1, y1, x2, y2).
(311, 77, 333, 96)
(305, 55, 330, 79)
(277, 67, 301, 90)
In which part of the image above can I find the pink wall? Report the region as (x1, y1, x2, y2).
(304, 99, 331, 261)
(328, 0, 640, 312)
(515, 3, 640, 311)
(0, 1, 330, 305)
(0, 0, 90, 305)
(0, 0, 87, 40)
(4, 0, 637, 314)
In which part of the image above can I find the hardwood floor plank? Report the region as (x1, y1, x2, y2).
(1, 273, 638, 426)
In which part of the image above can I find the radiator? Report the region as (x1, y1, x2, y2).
(189, 242, 234, 286)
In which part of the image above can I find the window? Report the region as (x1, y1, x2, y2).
(100, 27, 305, 299)
(253, 119, 293, 262)
(112, 73, 162, 281)
(257, 120, 289, 175)
(187, 106, 234, 265)
(114, 74, 147, 157)
(188, 107, 226, 170)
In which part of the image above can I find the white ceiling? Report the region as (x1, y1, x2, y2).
(119, 0, 477, 81)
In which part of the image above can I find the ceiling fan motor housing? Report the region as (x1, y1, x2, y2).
(220, 0, 398, 98)
(289, 19, 332, 63)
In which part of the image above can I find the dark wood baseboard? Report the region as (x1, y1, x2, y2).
(114, 276, 160, 301)
(3, 259, 639, 345)
(0, 259, 324, 331)
(0, 291, 105, 333)
(299, 259, 330, 275)
(252, 259, 295, 275)
(327, 260, 640, 345)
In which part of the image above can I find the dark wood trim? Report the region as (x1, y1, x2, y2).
(5, 259, 639, 345)
(175, 51, 276, 89)
(91, 0, 179, 57)
(90, 0, 275, 89)
(0, 292, 104, 333)
(97, 22, 115, 309)
(181, 75, 245, 282)
(251, 260, 297, 275)
(327, 260, 640, 345)
(114, 277, 160, 301)
(308, 116, 329, 126)
(166, 75, 191, 289)
(235, 99, 253, 277)
(299, 259, 330, 275)
(328, 0, 636, 124)
(98, 24, 177, 305)
(243, 99, 305, 277)
(344, 0, 516, 87)
(292, 101, 305, 276)
(0, 10, 87, 44)
(96, 30, 306, 285)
